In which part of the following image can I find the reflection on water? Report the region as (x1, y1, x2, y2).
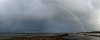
(68, 33, 100, 40)
(90, 37, 100, 40)
(80, 36, 100, 40)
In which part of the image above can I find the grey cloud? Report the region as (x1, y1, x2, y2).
(0, 0, 99, 33)
(91, 0, 100, 9)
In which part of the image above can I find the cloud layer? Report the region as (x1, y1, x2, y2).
(0, 0, 100, 33)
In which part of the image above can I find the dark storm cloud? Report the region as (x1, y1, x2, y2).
(0, 0, 99, 33)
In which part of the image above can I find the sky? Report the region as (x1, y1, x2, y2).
(0, 0, 100, 33)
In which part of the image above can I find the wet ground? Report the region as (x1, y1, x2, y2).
(67, 33, 100, 40)
(0, 32, 100, 40)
